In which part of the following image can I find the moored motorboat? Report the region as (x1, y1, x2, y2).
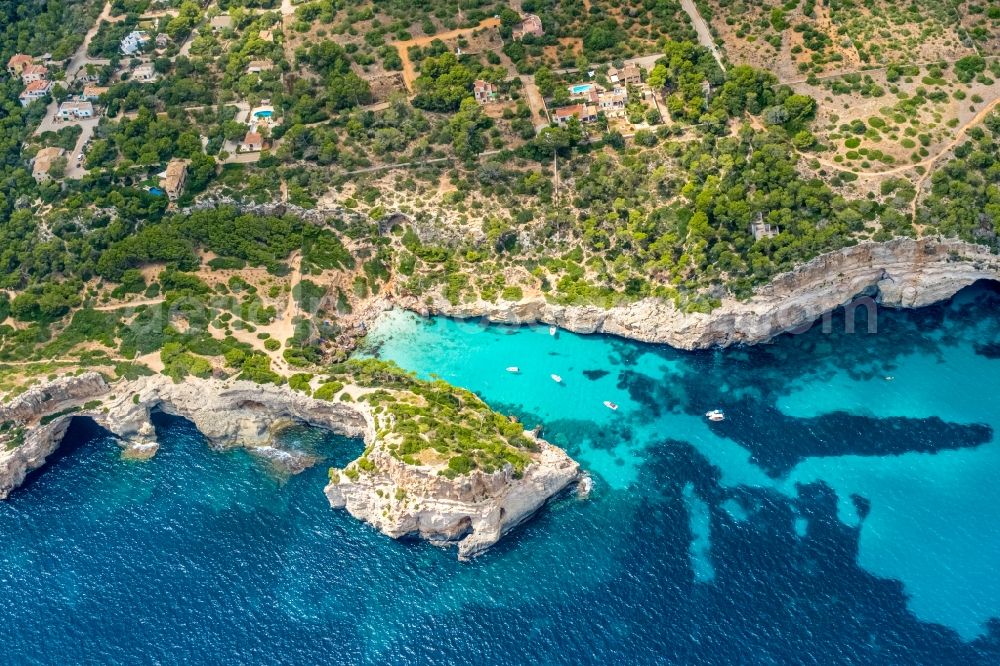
(549, 326, 557, 336)
(551, 374, 563, 383)
(705, 409, 725, 422)
(506, 366, 520, 373)
(603, 401, 618, 411)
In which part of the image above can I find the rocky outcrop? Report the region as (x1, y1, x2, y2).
(0, 373, 111, 499)
(0, 372, 372, 499)
(97, 374, 369, 451)
(325, 431, 580, 561)
(0, 373, 581, 559)
(400, 237, 1000, 349)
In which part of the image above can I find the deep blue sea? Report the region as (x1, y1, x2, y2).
(5, 284, 1000, 664)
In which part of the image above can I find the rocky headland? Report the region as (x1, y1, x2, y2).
(325, 421, 579, 560)
(399, 237, 1000, 349)
(0, 368, 580, 560)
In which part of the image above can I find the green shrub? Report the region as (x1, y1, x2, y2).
(314, 381, 345, 401)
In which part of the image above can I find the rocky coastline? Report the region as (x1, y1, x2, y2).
(397, 237, 1000, 349)
(325, 430, 579, 560)
(0, 372, 579, 559)
(1, 236, 997, 559)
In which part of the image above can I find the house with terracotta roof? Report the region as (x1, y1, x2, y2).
(21, 64, 48, 85)
(161, 159, 187, 199)
(240, 131, 263, 152)
(608, 63, 641, 87)
(7, 54, 33, 76)
(19, 79, 52, 106)
(473, 79, 498, 105)
(553, 103, 597, 125)
(32, 147, 65, 183)
(512, 14, 544, 40)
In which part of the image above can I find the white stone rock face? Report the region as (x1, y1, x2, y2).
(325, 431, 580, 560)
(404, 238, 1000, 349)
(0, 374, 580, 559)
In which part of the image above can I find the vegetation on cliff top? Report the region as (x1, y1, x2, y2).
(329, 359, 537, 479)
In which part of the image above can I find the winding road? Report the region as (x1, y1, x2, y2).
(681, 0, 725, 72)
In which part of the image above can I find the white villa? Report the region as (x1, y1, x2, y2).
(120, 31, 149, 56)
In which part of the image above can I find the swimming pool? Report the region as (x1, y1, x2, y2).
(254, 110, 273, 118)
(570, 84, 592, 95)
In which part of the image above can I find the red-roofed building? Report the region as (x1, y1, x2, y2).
(21, 64, 48, 84)
(241, 131, 263, 152)
(7, 54, 33, 76)
(553, 103, 597, 125)
(608, 63, 641, 87)
(19, 79, 52, 106)
(473, 79, 498, 105)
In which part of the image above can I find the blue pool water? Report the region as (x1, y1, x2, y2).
(5, 283, 1000, 663)
(254, 110, 273, 118)
(570, 83, 593, 94)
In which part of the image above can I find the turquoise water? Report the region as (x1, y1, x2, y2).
(570, 83, 593, 94)
(254, 110, 273, 118)
(4, 284, 1000, 663)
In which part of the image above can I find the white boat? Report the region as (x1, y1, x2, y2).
(705, 409, 725, 422)
(603, 401, 618, 411)
(506, 366, 520, 373)
(549, 326, 557, 336)
(551, 374, 563, 383)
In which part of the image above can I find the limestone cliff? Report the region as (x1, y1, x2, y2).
(325, 431, 579, 561)
(0, 372, 580, 559)
(0, 373, 110, 499)
(400, 237, 1000, 349)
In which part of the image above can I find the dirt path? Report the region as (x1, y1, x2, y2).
(780, 55, 999, 86)
(519, 74, 550, 130)
(339, 149, 503, 176)
(93, 298, 166, 311)
(66, 0, 116, 80)
(797, 94, 1000, 221)
(392, 18, 501, 92)
(0, 358, 79, 367)
(908, 95, 1000, 221)
(681, 0, 725, 73)
(804, 95, 1000, 179)
(276, 251, 302, 341)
